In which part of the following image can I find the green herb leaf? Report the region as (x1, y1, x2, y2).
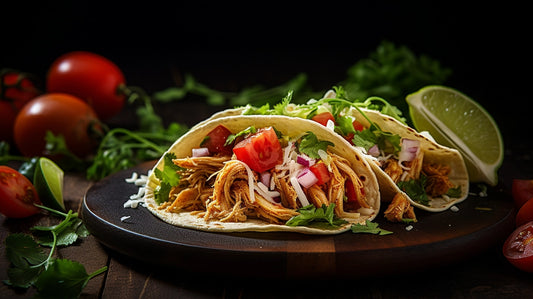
(298, 132, 334, 159)
(154, 152, 182, 204)
(5, 234, 47, 268)
(351, 220, 393, 235)
(398, 174, 429, 206)
(225, 126, 257, 146)
(286, 204, 348, 228)
(34, 259, 107, 299)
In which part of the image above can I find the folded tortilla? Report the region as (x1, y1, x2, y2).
(200, 104, 469, 215)
(145, 115, 380, 234)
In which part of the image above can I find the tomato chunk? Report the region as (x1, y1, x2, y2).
(309, 162, 331, 185)
(311, 112, 335, 127)
(233, 127, 283, 173)
(200, 125, 233, 155)
(503, 221, 533, 272)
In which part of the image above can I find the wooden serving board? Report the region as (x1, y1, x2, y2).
(82, 161, 515, 279)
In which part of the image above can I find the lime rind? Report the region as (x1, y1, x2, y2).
(406, 85, 503, 186)
(34, 157, 65, 211)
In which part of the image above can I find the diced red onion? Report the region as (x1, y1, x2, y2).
(296, 154, 315, 167)
(367, 144, 380, 157)
(192, 147, 210, 157)
(260, 172, 271, 188)
(398, 139, 420, 163)
(297, 168, 319, 188)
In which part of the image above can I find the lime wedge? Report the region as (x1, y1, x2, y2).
(406, 85, 503, 186)
(33, 157, 65, 211)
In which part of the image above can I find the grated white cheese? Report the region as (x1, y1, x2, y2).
(450, 205, 459, 212)
(120, 216, 131, 222)
(405, 225, 413, 231)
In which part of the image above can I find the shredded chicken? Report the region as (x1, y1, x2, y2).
(423, 163, 453, 197)
(383, 193, 417, 223)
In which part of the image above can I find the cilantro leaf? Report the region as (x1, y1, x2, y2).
(298, 132, 334, 159)
(5, 234, 47, 269)
(34, 259, 107, 299)
(286, 204, 348, 228)
(225, 126, 257, 145)
(351, 220, 393, 235)
(398, 175, 430, 206)
(154, 152, 182, 204)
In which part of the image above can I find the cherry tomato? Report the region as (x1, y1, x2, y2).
(512, 179, 533, 208)
(200, 125, 233, 155)
(516, 198, 533, 227)
(309, 162, 331, 185)
(233, 127, 283, 173)
(503, 221, 533, 272)
(0, 166, 41, 218)
(0, 71, 41, 143)
(13, 93, 103, 158)
(46, 51, 126, 120)
(311, 112, 335, 127)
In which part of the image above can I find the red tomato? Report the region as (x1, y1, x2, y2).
(309, 162, 331, 185)
(46, 51, 126, 120)
(512, 179, 533, 208)
(0, 166, 41, 218)
(516, 198, 533, 227)
(200, 125, 233, 155)
(13, 93, 103, 158)
(503, 221, 533, 272)
(311, 112, 335, 127)
(345, 179, 358, 203)
(233, 127, 283, 173)
(0, 71, 41, 143)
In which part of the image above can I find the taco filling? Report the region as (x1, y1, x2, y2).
(215, 88, 468, 221)
(151, 123, 376, 229)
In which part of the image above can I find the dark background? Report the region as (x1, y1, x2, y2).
(2, 2, 531, 144)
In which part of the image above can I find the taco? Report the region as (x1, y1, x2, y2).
(144, 115, 380, 234)
(202, 90, 469, 222)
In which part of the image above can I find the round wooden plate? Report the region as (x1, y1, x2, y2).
(82, 161, 515, 278)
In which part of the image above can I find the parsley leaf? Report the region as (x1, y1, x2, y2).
(286, 204, 348, 228)
(298, 132, 334, 159)
(351, 220, 393, 235)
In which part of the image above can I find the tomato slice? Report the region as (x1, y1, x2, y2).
(233, 127, 283, 173)
(311, 112, 335, 127)
(503, 221, 533, 272)
(0, 166, 41, 218)
(200, 125, 233, 155)
(309, 162, 331, 185)
(512, 179, 533, 208)
(516, 198, 533, 227)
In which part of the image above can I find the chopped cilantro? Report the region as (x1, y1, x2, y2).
(286, 204, 348, 228)
(154, 152, 183, 204)
(397, 175, 430, 206)
(298, 132, 334, 159)
(225, 126, 257, 145)
(351, 220, 393, 235)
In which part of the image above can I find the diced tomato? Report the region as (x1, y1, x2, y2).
(311, 112, 335, 127)
(344, 120, 365, 145)
(233, 127, 283, 173)
(345, 179, 358, 203)
(512, 179, 533, 208)
(200, 125, 233, 155)
(309, 162, 331, 185)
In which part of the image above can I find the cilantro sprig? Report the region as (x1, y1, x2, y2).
(286, 204, 348, 228)
(298, 132, 334, 159)
(154, 152, 183, 204)
(351, 220, 393, 235)
(4, 205, 107, 297)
